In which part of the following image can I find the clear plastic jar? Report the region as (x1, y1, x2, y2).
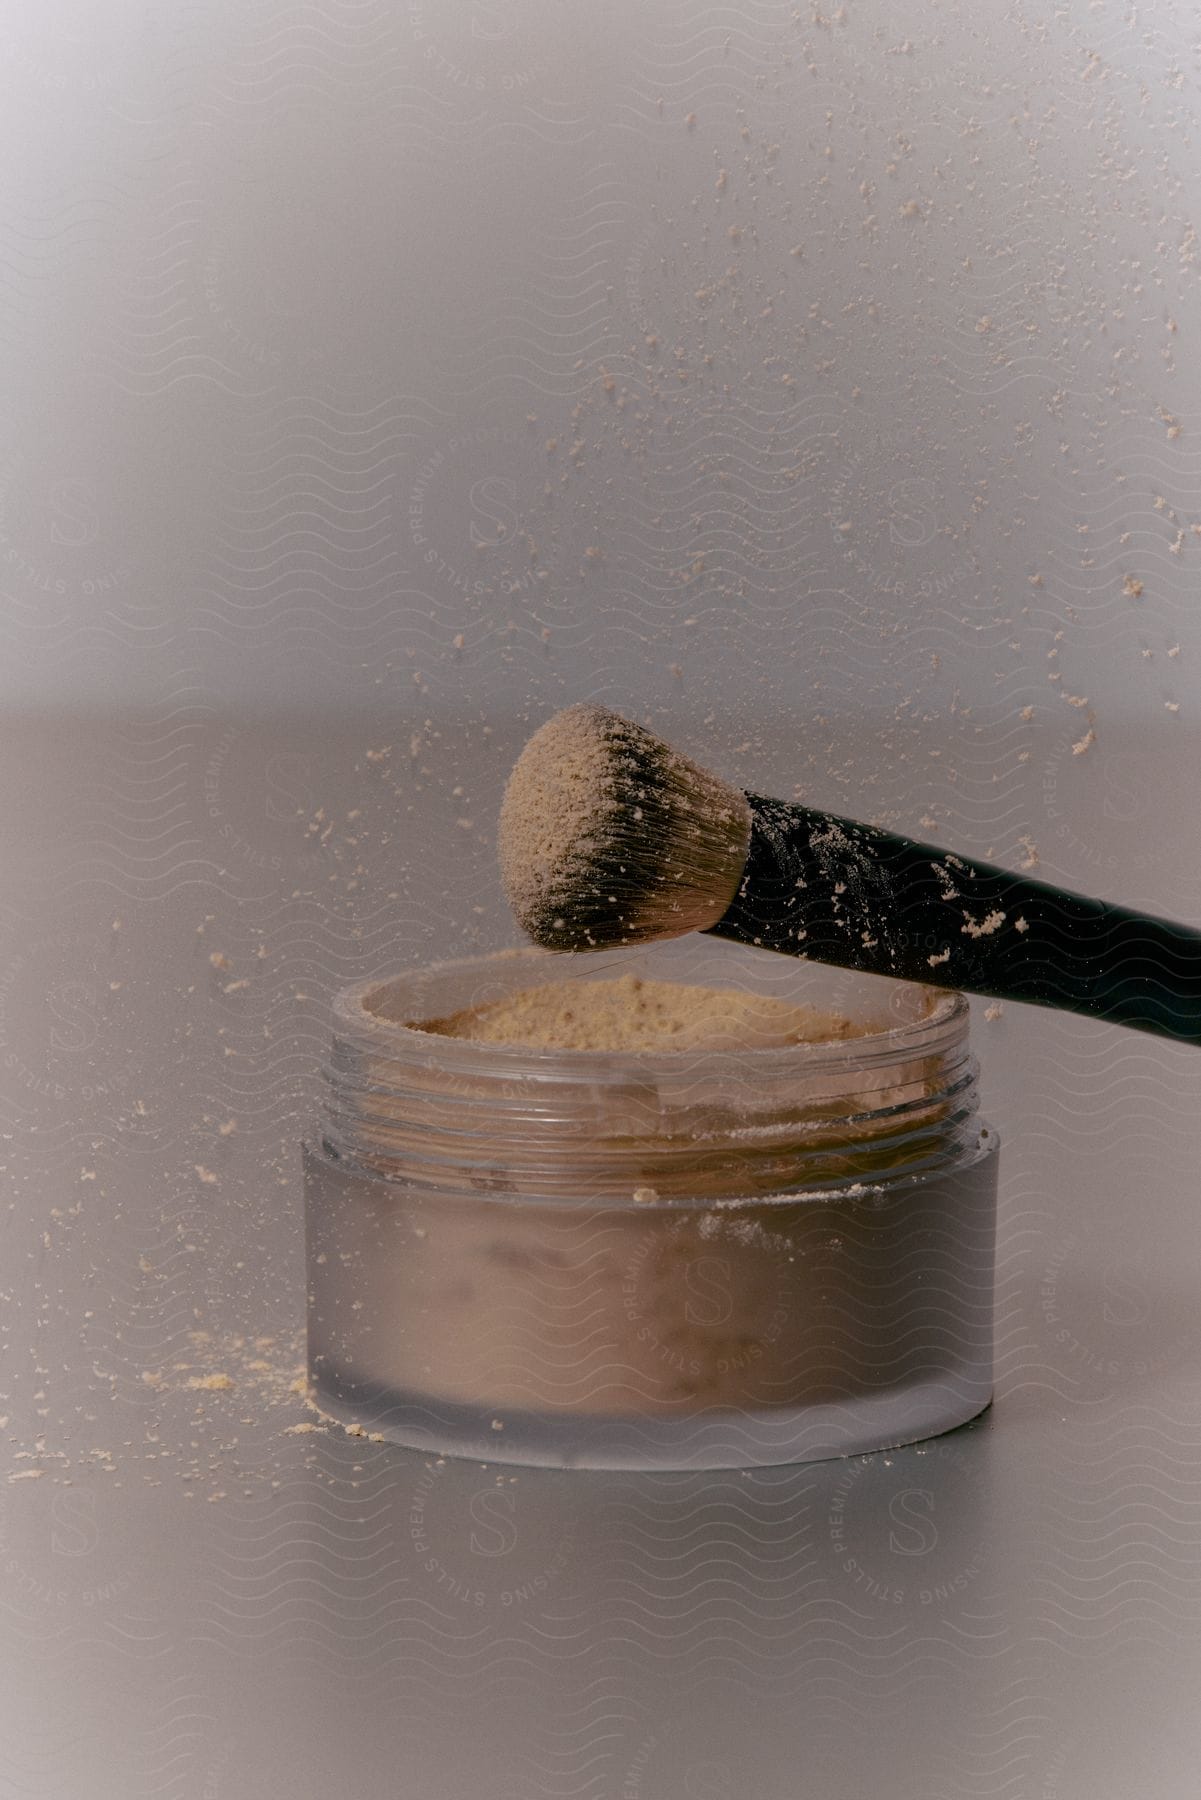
(303, 937, 998, 1470)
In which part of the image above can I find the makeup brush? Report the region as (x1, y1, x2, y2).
(497, 702, 1201, 1045)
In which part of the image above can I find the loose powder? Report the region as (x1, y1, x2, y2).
(496, 703, 751, 947)
(308, 958, 977, 1437)
(410, 970, 870, 1052)
(496, 703, 626, 928)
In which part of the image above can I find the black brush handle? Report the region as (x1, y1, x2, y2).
(707, 794, 1201, 1044)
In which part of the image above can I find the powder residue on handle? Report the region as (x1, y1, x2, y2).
(410, 971, 872, 1052)
(960, 909, 1005, 939)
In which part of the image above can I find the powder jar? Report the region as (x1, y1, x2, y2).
(303, 937, 998, 1470)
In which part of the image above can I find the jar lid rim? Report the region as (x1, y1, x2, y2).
(329, 944, 969, 1072)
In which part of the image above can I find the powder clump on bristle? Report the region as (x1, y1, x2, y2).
(498, 703, 752, 949)
(498, 704, 626, 931)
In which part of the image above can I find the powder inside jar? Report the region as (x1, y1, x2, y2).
(409, 970, 872, 1052)
(308, 953, 993, 1461)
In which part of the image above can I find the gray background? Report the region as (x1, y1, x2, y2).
(3, 1, 1201, 1795)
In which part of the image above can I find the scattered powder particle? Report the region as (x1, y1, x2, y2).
(410, 971, 870, 1053)
(1165, 700, 1180, 713)
(961, 910, 1005, 938)
(8, 1469, 44, 1481)
(284, 1422, 323, 1435)
(633, 1186, 658, 1205)
(1071, 727, 1097, 756)
(187, 1373, 234, 1392)
(208, 951, 231, 971)
(194, 1166, 220, 1185)
(1014, 917, 1029, 933)
(1017, 836, 1040, 871)
(141, 1370, 165, 1388)
(928, 948, 952, 966)
(1122, 575, 1144, 598)
(491, 1419, 505, 1432)
(984, 1003, 1004, 1022)
(1020, 705, 1035, 721)
(218, 1120, 237, 1137)
(222, 979, 250, 994)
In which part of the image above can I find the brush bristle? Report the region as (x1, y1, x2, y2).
(498, 703, 752, 949)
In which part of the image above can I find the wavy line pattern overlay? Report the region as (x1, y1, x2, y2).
(2, 0, 1201, 1794)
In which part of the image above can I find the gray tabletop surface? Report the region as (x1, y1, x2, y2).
(2, 711, 1201, 1799)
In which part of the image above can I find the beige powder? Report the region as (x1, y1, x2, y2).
(411, 970, 868, 1053)
(496, 704, 751, 949)
(496, 704, 625, 925)
(309, 961, 972, 1434)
